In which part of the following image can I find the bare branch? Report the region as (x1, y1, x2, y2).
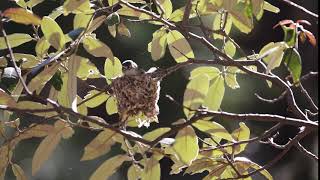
(280, 0, 318, 18)
(295, 141, 319, 161)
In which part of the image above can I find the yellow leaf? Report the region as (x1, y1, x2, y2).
(106, 96, 118, 115)
(230, 122, 250, 154)
(0, 145, 12, 179)
(143, 128, 171, 141)
(89, 155, 130, 180)
(0, 88, 17, 107)
(172, 126, 199, 165)
(104, 57, 122, 83)
(63, 0, 92, 15)
(35, 37, 50, 57)
(41, 16, 66, 50)
(0, 33, 33, 50)
(32, 131, 61, 175)
(150, 28, 168, 61)
(84, 90, 109, 108)
(73, 12, 93, 29)
(167, 30, 194, 63)
(127, 164, 142, 180)
(192, 120, 234, 141)
(183, 74, 209, 118)
(204, 75, 225, 111)
(87, 15, 107, 33)
(81, 129, 117, 161)
(67, 55, 81, 112)
(27, 63, 60, 93)
(12, 164, 27, 180)
(82, 36, 114, 60)
(3, 8, 41, 25)
(16, 101, 57, 117)
(141, 156, 161, 180)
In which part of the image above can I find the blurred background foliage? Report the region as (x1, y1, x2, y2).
(0, 0, 318, 179)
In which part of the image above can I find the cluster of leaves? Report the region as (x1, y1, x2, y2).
(0, 0, 317, 180)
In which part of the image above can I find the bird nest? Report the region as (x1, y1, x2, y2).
(110, 73, 160, 127)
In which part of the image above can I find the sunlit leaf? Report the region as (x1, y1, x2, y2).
(15, 0, 27, 8)
(283, 48, 302, 84)
(27, 0, 45, 8)
(149, 28, 168, 61)
(249, 162, 273, 180)
(190, 67, 220, 80)
(87, 15, 107, 33)
(81, 129, 117, 161)
(27, 63, 60, 93)
(35, 37, 50, 58)
(143, 128, 171, 141)
(74, 12, 93, 29)
(3, 8, 41, 25)
(82, 36, 114, 60)
(263, 2, 280, 13)
(106, 96, 118, 115)
(77, 57, 100, 80)
(67, 55, 81, 112)
(141, 156, 161, 180)
(167, 30, 194, 63)
(212, 14, 232, 39)
(259, 42, 288, 73)
(157, 0, 173, 18)
(230, 122, 250, 154)
(127, 164, 143, 180)
(0, 88, 17, 107)
(108, 25, 117, 37)
(193, 120, 234, 141)
(89, 154, 130, 180)
(63, 0, 92, 15)
(104, 57, 122, 83)
(224, 40, 236, 57)
(184, 158, 217, 175)
(173, 126, 199, 165)
(183, 74, 210, 118)
(41, 16, 66, 50)
(0, 33, 33, 50)
(225, 67, 240, 89)
(84, 90, 109, 108)
(204, 75, 225, 111)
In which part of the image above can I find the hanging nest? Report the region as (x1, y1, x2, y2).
(110, 72, 160, 127)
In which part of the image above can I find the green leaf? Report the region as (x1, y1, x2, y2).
(81, 129, 117, 161)
(225, 67, 240, 89)
(190, 67, 220, 80)
(3, 8, 41, 25)
(27, 0, 45, 8)
(0, 88, 17, 107)
(184, 158, 217, 175)
(104, 57, 122, 83)
(252, 0, 264, 20)
(108, 25, 117, 37)
(82, 36, 114, 60)
(167, 30, 194, 63)
(263, 2, 280, 13)
(106, 96, 118, 115)
(224, 40, 236, 57)
(63, 0, 92, 15)
(157, 0, 173, 18)
(143, 128, 171, 141)
(230, 122, 250, 154)
(0, 33, 33, 50)
(11, 53, 39, 69)
(84, 90, 109, 108)
(41, 16, 66, 50)
(106, 12, 120, 26)
(141, 156, 161, 180)
(73, 12, 93, 29)
(259, 42, 288, 73)
(149, 28, 168, 61)
(192, 120, 234, 141)
(76, 57, 100, 80)
(67, 55, 81, 112)
(35, 37, 50, 58)
(283, 48, 302, 83)
(212, 14, 233, 39)
(15, 0, 27, 8)
(250, 162, 273, 180)
(183, 74, 210, 118)
(89, 155, 130, 180)
(204, 76, 225, 111)
(173, 126, 199, 165)
(127, 165, 143, 180)
(282, 25, 297, 47)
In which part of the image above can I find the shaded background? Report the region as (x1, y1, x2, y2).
(0, 0, 318, 179)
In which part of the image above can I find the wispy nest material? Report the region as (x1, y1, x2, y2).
(111, 73, 160, 126)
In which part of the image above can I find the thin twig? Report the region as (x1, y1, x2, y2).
(280, 0, 318, 18)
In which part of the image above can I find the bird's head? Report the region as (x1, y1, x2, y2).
(122, 60, 143, 76)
